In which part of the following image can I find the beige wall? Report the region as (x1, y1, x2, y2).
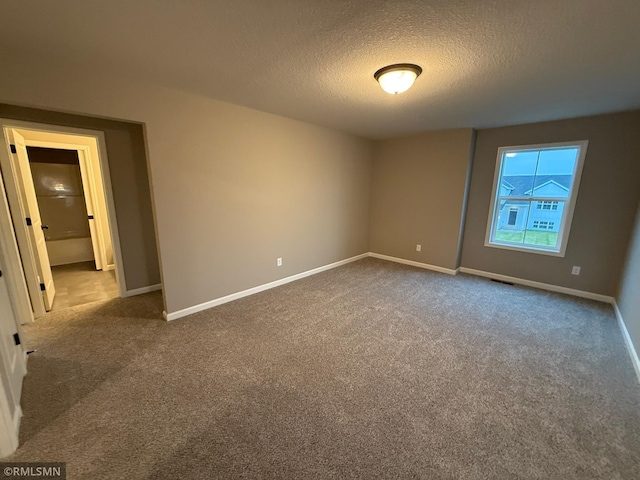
(618, 202, 640, 361)
(0, 104, 160, 291)
(370, 129, 475, 270)
(154, 109, 372, 313)
(461, 111, 640, 296)
(0, 53, 373, 314)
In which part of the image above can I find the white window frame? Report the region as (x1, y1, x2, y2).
(484, 140, 588, 257)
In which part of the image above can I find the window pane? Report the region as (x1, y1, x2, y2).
(531, 148, 579, 199)
(523, 200, 564, 247)
(500, 150, 537, 198)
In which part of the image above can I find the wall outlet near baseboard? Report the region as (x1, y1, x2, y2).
(571, 266, 581, 275)
(416, 244, 421, 252)
(277, 257, 283, 267)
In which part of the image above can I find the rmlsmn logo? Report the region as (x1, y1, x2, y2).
(0, 462, 66, 479)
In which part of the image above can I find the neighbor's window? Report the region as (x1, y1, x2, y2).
(536, 201, 559, 210)
(485, 141, 588, 256)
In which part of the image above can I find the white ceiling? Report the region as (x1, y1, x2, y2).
(0, 0, 639, 139)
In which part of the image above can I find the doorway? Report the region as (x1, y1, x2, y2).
(0, 121, 125, 319)
(28, 146, 118, 311)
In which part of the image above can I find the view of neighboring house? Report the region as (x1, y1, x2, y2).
(497, 175, 572, 233)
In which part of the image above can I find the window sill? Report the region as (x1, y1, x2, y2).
(484, 241, 566, 257)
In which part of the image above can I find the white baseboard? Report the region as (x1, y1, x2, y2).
(122, 283, 162, 298)
(613, 301, 640, 384)
(163, 253, 369, 321)
(458, 267, 614, 303)
(368, 252, 458, 275)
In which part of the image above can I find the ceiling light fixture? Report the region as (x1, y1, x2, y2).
(374, 63, 422, 94)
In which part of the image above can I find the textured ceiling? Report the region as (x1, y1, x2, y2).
(0, 0, 639, 139)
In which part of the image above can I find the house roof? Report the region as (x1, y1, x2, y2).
(502, 175, 572, 196)
(0, 1, 639, 139)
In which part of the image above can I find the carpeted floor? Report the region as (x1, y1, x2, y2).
(8, 258, 640, 479)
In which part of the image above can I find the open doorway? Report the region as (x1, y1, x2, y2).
(28, 146, 118, 311)
(0, 121, 125, 319)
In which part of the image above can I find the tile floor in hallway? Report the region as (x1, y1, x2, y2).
(50, 261, 119, 311)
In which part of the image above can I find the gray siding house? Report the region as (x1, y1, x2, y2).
(496, 175, 571, 233)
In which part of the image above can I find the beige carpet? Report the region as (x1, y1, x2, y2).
(8, 258, 640, 479)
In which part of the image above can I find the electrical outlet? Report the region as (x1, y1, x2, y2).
(277, 257, 282, 267)
(416, 244, 421, 252)
(571, 266, 581, 275)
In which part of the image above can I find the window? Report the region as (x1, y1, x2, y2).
(485, 141, 587, 256)
(532, 221, 556, 230)
(536, 201, 559, 210)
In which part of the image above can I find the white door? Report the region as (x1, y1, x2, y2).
(0, 130, 45, 318)
(0, 263, 25, 405)
(11, 131, 56, 311)
(0, 252, 26, 457)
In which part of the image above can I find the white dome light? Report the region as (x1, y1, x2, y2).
(374, 64, 422, 94)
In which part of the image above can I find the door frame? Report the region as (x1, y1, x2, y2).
(0, 120, 128, 317)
